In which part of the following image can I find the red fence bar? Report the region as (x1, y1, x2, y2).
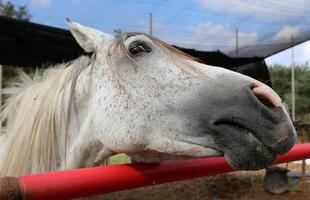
(1, 144, 310, 200)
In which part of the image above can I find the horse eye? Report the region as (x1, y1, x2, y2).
(129, 42, 151, 57)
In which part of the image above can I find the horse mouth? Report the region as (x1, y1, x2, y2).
(212, 119, 277, 170)
(214, 119, 267, 148)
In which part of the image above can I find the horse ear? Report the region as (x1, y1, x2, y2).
(67, 18, 113, 53)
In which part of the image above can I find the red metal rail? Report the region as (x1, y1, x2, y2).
(1, 144, 310, 200)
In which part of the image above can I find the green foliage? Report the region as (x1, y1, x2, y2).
(0, 0, 31, 21)
(269, 63, 310, 117)
(2, 66, 18, 87)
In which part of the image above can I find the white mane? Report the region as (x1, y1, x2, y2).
(0, 56, 92, 176)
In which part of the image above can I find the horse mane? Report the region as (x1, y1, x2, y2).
(0, 32, 200, 177)
(0, 56, 94, 176)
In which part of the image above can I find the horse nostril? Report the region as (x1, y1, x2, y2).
(251, 82, 283, 109)
(256, 94, 276, 109)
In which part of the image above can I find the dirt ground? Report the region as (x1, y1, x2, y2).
(90, 164, 310, 200)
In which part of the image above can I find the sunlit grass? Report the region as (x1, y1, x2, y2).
(108, 153, 132, 165)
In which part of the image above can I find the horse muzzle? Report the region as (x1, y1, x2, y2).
(180, 77, 297, 170)
(208, 81, 296, 170)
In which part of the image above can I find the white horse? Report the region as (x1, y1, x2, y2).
(0, 19, 296, 177)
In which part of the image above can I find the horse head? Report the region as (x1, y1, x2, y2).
(67, 20, 296, 170)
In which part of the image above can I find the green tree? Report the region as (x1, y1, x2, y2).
(269, 63, 310, 117)
(0, 0, 31, 21)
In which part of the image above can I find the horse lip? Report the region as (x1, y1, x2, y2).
(213, 118, 277, 154)
(214, 118, 255, 136)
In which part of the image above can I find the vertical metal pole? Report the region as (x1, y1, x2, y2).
(235, 28, 238, 57)
(300, 126, 307, 191)
(149, 13, 153, 35)
(291, 36, 295, 121)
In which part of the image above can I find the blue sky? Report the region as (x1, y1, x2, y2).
(11, 0, 310, 66)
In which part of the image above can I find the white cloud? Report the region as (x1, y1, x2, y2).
(301, 41, 310, 62)
(266, 41, 310, 66)
(261, 25, 310, 66)
(168, 22, 258, 51)
(197, 0, 310, 20)
(272, 26, 299, 42)
(265, 49, 292, 66)
(30, 0, 52, 8)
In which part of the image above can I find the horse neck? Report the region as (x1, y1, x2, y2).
(56, 59, 122, 168)
(0, 56, 94, 177)
(54, 65, 96, 162)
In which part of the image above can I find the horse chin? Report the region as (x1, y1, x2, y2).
(224, 153, 275, 171)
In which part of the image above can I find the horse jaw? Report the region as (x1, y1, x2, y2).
(130, 135, 223, 163)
